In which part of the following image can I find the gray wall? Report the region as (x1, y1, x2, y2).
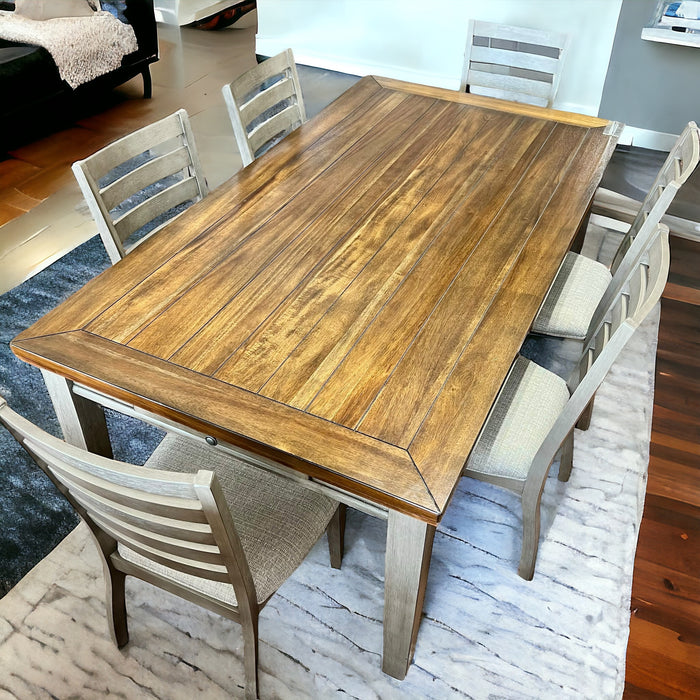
(598, 0, 700, 134)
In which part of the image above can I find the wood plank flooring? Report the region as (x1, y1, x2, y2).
(0, 21, 258, 228)
(623, 236, 700, 700)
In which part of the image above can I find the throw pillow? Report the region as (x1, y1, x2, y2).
(14, 0, 97, 20)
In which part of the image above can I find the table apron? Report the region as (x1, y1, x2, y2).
(71, 381, 390, 522)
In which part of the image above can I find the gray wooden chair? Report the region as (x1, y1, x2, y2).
(463, 223, 670, 580)
(460, 20, 568, 108)
(532, 121, 699, 342)
(0, 408, 345, 700)
(222, 48, 306, 166)
(72, 109, 209, 265)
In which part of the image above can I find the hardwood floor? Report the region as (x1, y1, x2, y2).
(0, 21, 257, 228)
(623, 236, 700, 699)
(0, 13, 698, 696)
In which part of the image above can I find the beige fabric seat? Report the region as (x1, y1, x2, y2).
(532, 122, 699, 341)
(531, 252, 612, 339)
(122, 434, 337, 605)
(467, 356, 570, 480)
(463, 223, 670, 580)
(0, 409, 344, 700)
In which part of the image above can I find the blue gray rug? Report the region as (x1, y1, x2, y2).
(0, 235, 163, 598)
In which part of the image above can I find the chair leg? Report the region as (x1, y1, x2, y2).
(243, 612, 259, 700)
(327, 503, 346, 569)
(576, 393, 596, 430)
(105, 565, 129, 648)
(558, 429, 574, 482)
(519, 488, 543, 581)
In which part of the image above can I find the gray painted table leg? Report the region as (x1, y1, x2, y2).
(41, 370, 113, 458)
(382, 510, 436, 679)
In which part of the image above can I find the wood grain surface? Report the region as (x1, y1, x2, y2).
(12, 76, 619, 523)
(624, 240, 700, 699)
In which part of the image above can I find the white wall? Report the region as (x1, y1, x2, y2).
(257, 0, 623, 115)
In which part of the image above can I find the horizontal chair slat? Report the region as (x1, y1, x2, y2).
(114, 176, 201, 242)
(100, 146, 193, 211)
(470, 45, 560, 74)
(248, 105, 303, 154)
(467, 69, 553, 98)
(240, 77, 297, 125)
(86, 114, 186, 179)
(90, 511, 224, 565)
(117, 536, 233, 583)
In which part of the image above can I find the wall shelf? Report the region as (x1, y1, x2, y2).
(642, 0, 700, 46)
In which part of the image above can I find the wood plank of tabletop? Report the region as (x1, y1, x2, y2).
(410, 124, 619, 510)
(214, 106, 498, 390)
(130, 97, 455, 364)
(311, 121, 582, 429)
(12, 76, 391, 342)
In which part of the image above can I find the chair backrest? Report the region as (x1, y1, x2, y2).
(0, 400, 255, 606)
(610, 121, 700, 273)
(529, 223, 669, 483)
(72, 109, 209, 265)
(222, 48, 306, 167)
(460, 20, 568, 108)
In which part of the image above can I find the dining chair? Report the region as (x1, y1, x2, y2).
(463, 223, 670, 580)
(532, 121, 699, 342)
(459, 20, 568, 108)
(221, 48, 306, 166)
(0, 407, 344, 700)
(72, 109, 209, 265)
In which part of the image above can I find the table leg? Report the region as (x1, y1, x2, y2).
(570, 199, 593, 254)
(41, 370, 113, 458)
(382, 510, 435, 679)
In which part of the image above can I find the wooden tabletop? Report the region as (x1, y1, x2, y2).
(12, 76, 621, 525)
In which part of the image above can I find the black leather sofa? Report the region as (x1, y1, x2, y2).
(0, 0, 158, 152)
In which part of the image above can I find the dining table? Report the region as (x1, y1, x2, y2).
(11, 75, 622, 680)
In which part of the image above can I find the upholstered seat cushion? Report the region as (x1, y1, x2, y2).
(465, 356, 570, 480)
(119, 434, 337, 605)
(532, 251, 612, 339)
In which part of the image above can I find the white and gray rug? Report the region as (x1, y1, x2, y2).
(0, 303, 658, 699)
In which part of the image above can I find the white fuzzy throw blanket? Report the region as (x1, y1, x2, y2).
(0, 10, 137, 88)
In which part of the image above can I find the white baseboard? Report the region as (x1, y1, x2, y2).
(256, 36, 459, 90)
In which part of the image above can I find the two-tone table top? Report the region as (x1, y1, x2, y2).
(12, 76, 621, 525)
